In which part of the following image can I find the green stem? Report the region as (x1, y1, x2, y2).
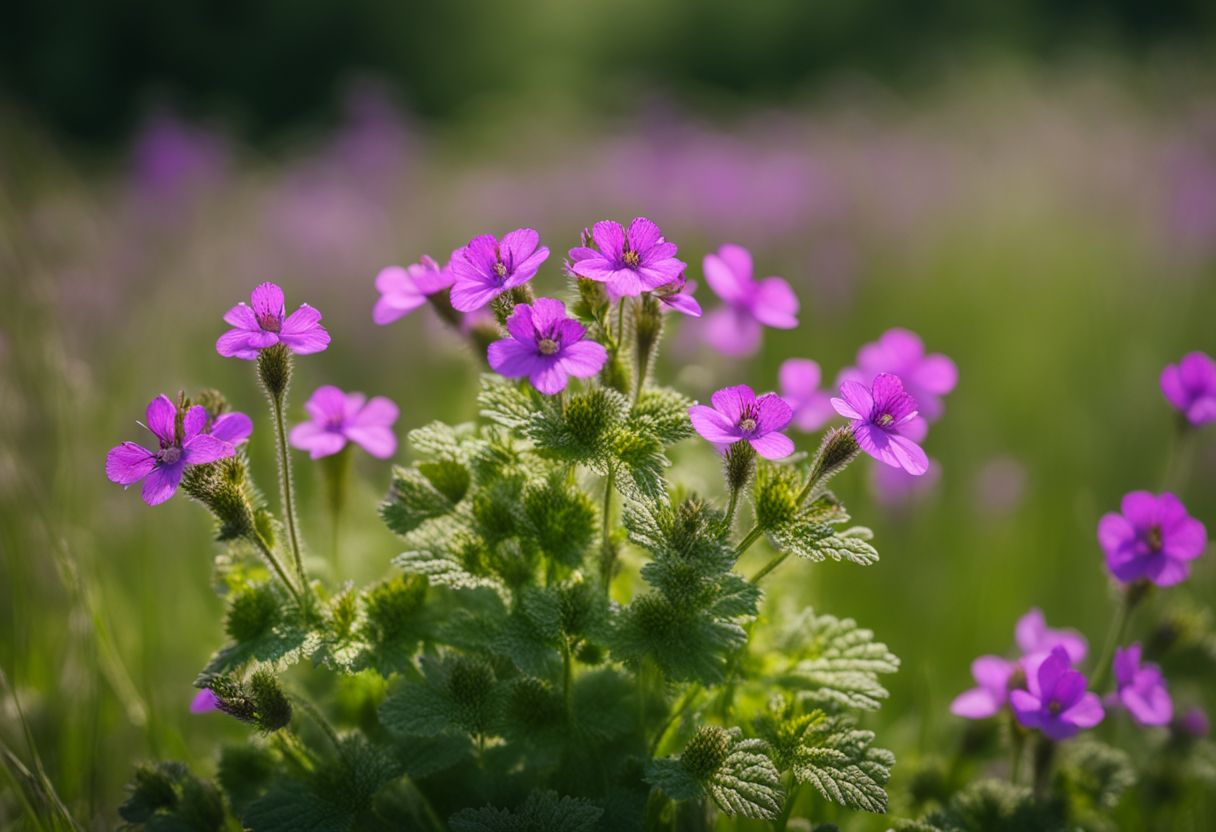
(250, 532, 305, 609)
(725, 486, 740, 530)
(269, 395, 309, 599)
(600, 467, 616, 595)
(1090, 585, 1143, 692)
(562, 638, 574, 721)
(1009, 716, 1024, 785)
(749, 551, 789, 584)
(774, 778, 802, 832)
(649, 684, 702, 757)
(615, 297, 626, 346)
(734, 525, 764, 558)
(321, 446, 351, 573)
(1032, 735, 1056, 801)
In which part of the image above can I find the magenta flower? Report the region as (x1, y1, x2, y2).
(779, 359, 835, 433)
(871, 456, 941, 507)
(1015, 608, 1088, 664)
(831, 373, 928, 476)
(1010, 647, 1104, 740)
(216, 282, 330, 360)
(190, 689, 221, 714)
(106, 395, 235, 505)
(950, 655, 1022, 719)
(568, 217, 685, 298)
(688, 385, 794, 460)
(289, 386, 399, 459)
(207, 410, 253, 445)
(1108, 644, 1172, 727)
(654, 274, 702, 317)
(450, 229, 549, 312)
(702, 244, 798, 357)
(1160, 351, 1216, 426)
(487, 298, 608, 395)
(373, 253, 456, 325)
(1178, 706, 1210, 737)
(1098, 491, 1208, 586)
(841, 328, 958, 422)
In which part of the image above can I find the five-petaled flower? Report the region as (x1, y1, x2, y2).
(289, 385, 399, 459)
(840, 328, 957, 423)
(106, 395, 235, 505)
(950, 655, 1023, 720)
(450, 229, 549, 312)
(1098, 491, 1207, 586)
(568, 217, 686, 298)
(1010, 646, 1104, 740)
(688, 385, 795, 460)
(216, 282, 330, 359)
(831, 373, 929, 476)
(701, 244, 798, 357)
(1108, 643, 1172, 727)
(1015, 607, 1088, 664)
(487, 298, 608, 395)
(1160, 351, 1216, 426)
(373, 253, 457, 325)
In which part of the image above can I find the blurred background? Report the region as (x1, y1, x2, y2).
(2, 1, 1215, 828)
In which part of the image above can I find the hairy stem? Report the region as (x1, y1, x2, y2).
(749, 551, 789, 585)
(599, 467, 616, 595)
(774, 778, 802, 832)
(250, 532, 305, 609)
(269, 394, 309, 600)
(725, 485, 740, 530)
(321, 446, 351, 572)
(1032, 735, 1056, 801)
(734, 525, 765, 558)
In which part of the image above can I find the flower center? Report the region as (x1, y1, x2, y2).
(623, 250, 641, 269)
(1146, 524, 1163, 551)
(538, 338, 559, 356)
(159, 446, 182, 465)
(1047, 700, 1062, 716)
(258, 313, 282, 333)
(739, 418, 757, 433)
(876, 412, 894, 428)
(494, 261, 509, 280)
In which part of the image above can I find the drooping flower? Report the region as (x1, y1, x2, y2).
(289, 386, 399, 460)
(840, 328, 958, 422)
(373, 253, 456, 325)
(450, 229, 549, 312)
(1160, 351, 1216, 426)
(1108, 644, 1173, 726)
(1098, 491, 1208, 586)
(567, 217, 685, 298)
(779, 359, 835, 433)
(1010, 647, 1104, 740)
(831, 373, 928, 476)
(1015, 608, 1088, 664)
(216, 282, 331, 359)
(701, 244, 798, 357)
(190, 689, 221, 714)
(688, 385, 794, 460)
(486, 298, 608, 395)
(654, 274, 702, 317)
(106, 395, 235, 505)
(950, 655, 1022, 719)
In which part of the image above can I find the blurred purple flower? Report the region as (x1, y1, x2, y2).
(1108, 644, 1172, 727)
(950, 655, 1021, 719)
(190, 689, 221, 714)
(1178, 706, 1211, 738)
(654, 274, 702, 317)
(688, 385, 794, 460)
(487, 298, 607, 395)
(568, 217, 685, 298)
(1016, 608, 1088, 665)
(289, 386, 399, 459)
(217, 282, 330, 360)
(129, 113, 228, 207)
(1098, 491, 1207, 586)
(871, 455, 941, 508)
(106, 396, 234, 505)
(701, 244, 798, 357)
(1010, 647, 1104, 740)
(451, 229, 549, 312)
(373, 254, 456, 325)
(779, 359, 835, 433)
(831, 373, 928, 476)
(840, 328, 957, 422)
(1160, 351, 1216, 426)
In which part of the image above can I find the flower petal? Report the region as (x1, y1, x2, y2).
(703, 307, 761, 357)
(141, 462, 183, 505)
(145, 395, 177, 445)
(216, 328, 276, 359)
(749, 431, 794, 460)
(702, 246, 751, 305)
(951, 688, 1002, 719)
(689, 404, 744, 445)
(345, 425, 397, 459)
(182, 405, 208, 442)
(351, 396, 399, 429)
(450, 278, 503, 312)
(488, 339, 546, 378)
(499, 227, 540, 268)
(751, 277, 799, 329)
(251, 282, 285, 320)
(209, 412, 253, 444)
(289, 422, 347, 458)
(223, 303, 259, 330)
(182, 434, 234, 465)
(557, 341, 608, 378)
(106, 442, 156, 485)
(591, 220, 625, 261)
(710, 385, 756, 423)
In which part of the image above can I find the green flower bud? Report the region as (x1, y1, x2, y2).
(225, 583, 281, 643)
(363, 575, 427, 645)
(724, 440, 757, 495)
(682, 725, 731, 780)
(256, 343, 293, 403)
(808, 426, 861, 493)
(248, 670, 292, 732)
(753, 462, 802, 529)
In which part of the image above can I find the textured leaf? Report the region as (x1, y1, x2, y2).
(920, 779, 1065, 832)
(789, 718, 893, 814)
(201, 611, 317, 676)
(768, 520, 879, 566)
(776, 610, 899, 711)
(449, 789, 603, 832)
(629, 387, 695, 446)
(381, 466, 462, 536)
(243, 779, 351, 832)
(708, 736, 783, 820)
(379, 655, 503, 740)
(478, 374, 534, 430)
(644, 759, 704, 801)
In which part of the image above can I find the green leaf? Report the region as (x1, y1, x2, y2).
(478, 375, 534, 430)
(201, 605, 317, 676)
(629, 387, 695, 446)
(611, 593, 747, 683)
(242, 779, 351, 832)
(644, 759, 703, 801)
(775, 610, 899, 711)
(789, 717, 894, 814)
(1054, 739, 1135, 826)
(217, 744, 276, 815)
(646, 728, 783, 820)
(381, 466, 463, 536)
(379, 655, 503, 740)
(767, 520, 879, 566)
(449, 789, 604, 832)
(119, 762, 226, 832)
(919, 779, 1065, 832)
(522, 473, 597, 569)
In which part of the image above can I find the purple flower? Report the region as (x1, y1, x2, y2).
(289, 386, 399, 459)
(1098, 491, 1208, 586)
(1010, 647, 1104, 740)
(950, 655, 1021, 719)
(831, 373, 929, 476)
(373, 254, 456, 325)
(688, 385, 794, 460)
(1160, 351, 1216, 426)
(841, 328, 957, 422)
(779, 359, 835, 433)
(216, 282, 331, 360)
(486, 298, 608, 395)
(450, 229, 549, 312)
(1108, 644, 1172, 726)
(1178, 706, 1210, 738)
(190, 689, 221, 714)
(871, 456, 941, 507)
(568, 217, 685, 298)
(702, 244, 798, 357)
(106, 395, 235, 505)
(654, 274, 702, 317)
(207, 410, 253, 445)
(1015, 608, 1088, 664)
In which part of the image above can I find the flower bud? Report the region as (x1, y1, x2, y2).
(248, 670, 292, 732)
(256, 343, 293, 402)
(225, 583, 281, 643)
(753, 462, 802, 530)
(724, 440, 757, 495)
(807, 426, 861, 493)
(634, 293, 664, 388)
(682, 725, 731, 780)
(180, 456, 257, 541)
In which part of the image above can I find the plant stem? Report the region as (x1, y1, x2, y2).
(725, 485, 740, 530)
(615, 297, 626, 346)
(1090, 585, 1143, 692)
(749, 551, 789, 584)
(1032, 735, 1056, 801)
(250, 532, 305, 608)
(774, 778, 802, 832)
(648, 684, 703, 757)
(269, 394, 309, 600)
(1009, 716, 1024, 785)
(734, 525, 764, 558)
(562, 638, 574, 721)
(600, 467, 616, 596)
(321, 446, 351, 572)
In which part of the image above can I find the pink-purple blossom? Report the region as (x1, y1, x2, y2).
(831, 373, 928, 476)
(486, 298, 608, 395)
(1178, 706, 1210, 738)
(1010, 647, 1104, 740)
(1108, 644, 1172, 727)
(1015, 608, 1088, 665)
(950, 655, 1022, 720)
(289, 386, 399, 459)
(373, 253, 456, 325)
(567, 217, 686, 298)
(450, 229, 549, 312)
(654, 274, 702, 317)
(871, 456, 941, 507)
(106, 395, 235, 505)
(779, 359, 835, 433)
(701, 244, 798, 357)
(207, 410, 253, 445)
(688, 385, 795, 460)
(216, 282, 331, 359)
(1098, 491, 1208, 586)
(1160, 351, 1216, 426)
(190, 689, 221, 714)
(840, 328, 957, 422)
